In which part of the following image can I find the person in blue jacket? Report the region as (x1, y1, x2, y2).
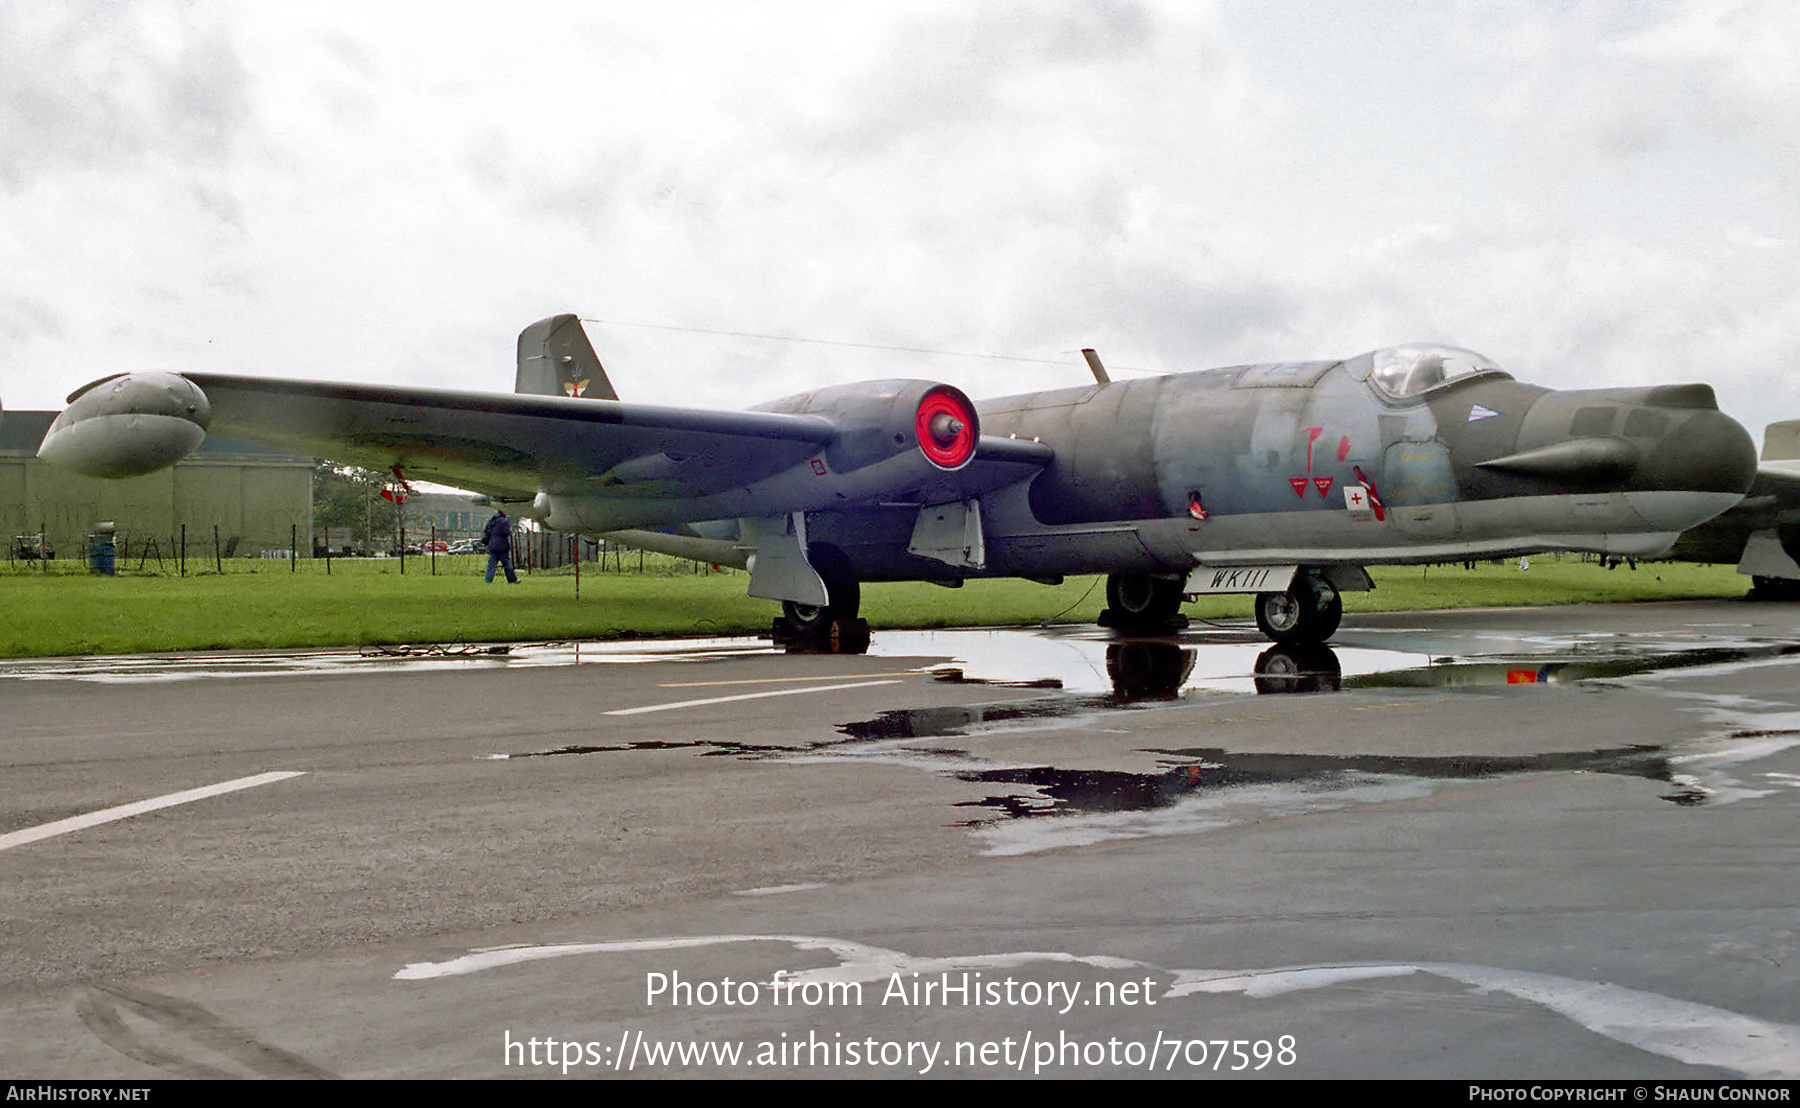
(482, 509, 518, 584)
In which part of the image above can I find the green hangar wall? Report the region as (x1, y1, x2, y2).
(1, 412, 313, 559)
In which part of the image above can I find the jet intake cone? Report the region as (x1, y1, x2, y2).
(914, 386, 978, 470)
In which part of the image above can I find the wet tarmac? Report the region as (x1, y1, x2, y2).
(4, 599, 1800, 1078)
(8, 616, 1795, 696)
(369, 620, 1800, 830)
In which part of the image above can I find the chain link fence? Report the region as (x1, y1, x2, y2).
(1, 524, 736, 579)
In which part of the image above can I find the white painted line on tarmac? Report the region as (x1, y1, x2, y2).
(603, 679, 903, 716)
(0, 771, 307, 852)
(658, 672, 918, 688)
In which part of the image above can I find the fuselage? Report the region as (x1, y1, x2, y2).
(623, 345, 1757, 584)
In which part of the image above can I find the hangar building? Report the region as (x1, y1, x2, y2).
(2, 411, 313, 562)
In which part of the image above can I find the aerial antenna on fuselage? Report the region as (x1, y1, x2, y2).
(1081, 349, 1111, 385)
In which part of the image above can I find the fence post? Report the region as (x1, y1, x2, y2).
(291, 524, 297, 572)
(180, 524, 186, 578)
(214, 524, 222, 574)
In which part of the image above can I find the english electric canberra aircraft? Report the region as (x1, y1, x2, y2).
(40, 315, 1761, 650)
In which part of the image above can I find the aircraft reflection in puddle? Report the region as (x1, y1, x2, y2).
(1252, 639, 1800, 697)
(844, 635, 1800, 831)
(885, 631, 1800, 701)
(481, 629, 1800, 833)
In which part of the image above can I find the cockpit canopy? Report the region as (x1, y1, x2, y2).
(1357, 345, 1509, 401)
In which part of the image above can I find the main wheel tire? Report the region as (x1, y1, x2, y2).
(782, 573, 861, 638)
(1104, 573, 1185, 628)
(782, 600, 831, 636)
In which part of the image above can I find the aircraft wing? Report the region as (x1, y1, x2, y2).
(44, 371, 1056, 516)
(181, 373, 843, 500)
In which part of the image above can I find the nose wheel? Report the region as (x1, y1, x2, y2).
(1254, 573, 1342, 644)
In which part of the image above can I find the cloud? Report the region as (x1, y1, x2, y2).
(0, 2, 251, 191)
(0, 0, 1794, 442)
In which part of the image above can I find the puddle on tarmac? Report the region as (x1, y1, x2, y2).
(957, 729, 1800, 855)
(479, 628, 1800, 834)
(872, 628, 1800, 699)
(7, 622, 1794, 696)
(846, 632, 1800, 833)
(952, 744, 1688, 829)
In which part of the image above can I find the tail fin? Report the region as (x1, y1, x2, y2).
(516, 315, 618, 400)
(1762, 420, 1800, 461)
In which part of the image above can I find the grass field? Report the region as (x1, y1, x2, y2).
(0, 552, 1752, 659)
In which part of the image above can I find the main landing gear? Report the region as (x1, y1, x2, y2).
(1750, 575, 1800, 602)
(1098, 573, 1189, 633)
(773, 573, 870, 654)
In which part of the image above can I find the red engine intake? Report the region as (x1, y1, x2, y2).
(915, 385, 978, 470)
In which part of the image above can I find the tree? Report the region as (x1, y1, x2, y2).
(311, 463, 388, 552)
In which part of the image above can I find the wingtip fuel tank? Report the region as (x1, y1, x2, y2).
(37, 372, 212, 478)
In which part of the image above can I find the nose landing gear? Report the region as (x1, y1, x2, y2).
(1253, 572, 1342, 645)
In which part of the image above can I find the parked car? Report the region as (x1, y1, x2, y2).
(12, 534, 54, 560)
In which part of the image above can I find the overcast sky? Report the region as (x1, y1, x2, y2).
(3, 0, 1796, 443)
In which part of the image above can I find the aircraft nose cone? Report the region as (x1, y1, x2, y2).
(1640, 408, 1757, 495)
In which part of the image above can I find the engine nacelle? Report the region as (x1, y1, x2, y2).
(754, 379, 979, 474)
(38, 372, 212, 478)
